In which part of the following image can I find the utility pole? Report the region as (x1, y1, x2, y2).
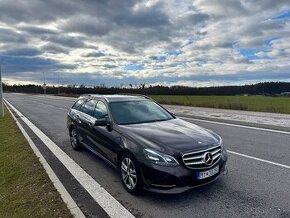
(57, 72, 60, 95)
(43, 72, 46, 95)
(0, 64, 4, 117)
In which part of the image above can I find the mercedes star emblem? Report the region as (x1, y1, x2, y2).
(204, 152, 213, 165)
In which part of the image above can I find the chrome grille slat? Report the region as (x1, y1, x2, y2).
(183, 153, 204, 161)
(186, 160, 204, 165)
(213, 153, 221, 160)
(211, 148, 220, 155)
(182, 145, 222, 169)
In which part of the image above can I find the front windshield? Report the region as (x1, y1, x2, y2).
(110, 100, 174, 125)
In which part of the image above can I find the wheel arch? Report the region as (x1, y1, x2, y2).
(117, 149, 135, 168)
(68, 124, 76, 136)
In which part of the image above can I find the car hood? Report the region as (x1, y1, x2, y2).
(118, 118, 220, 155)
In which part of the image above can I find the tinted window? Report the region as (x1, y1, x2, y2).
(72, 99, 84, 110)
(93, 101, 108, 119)
(81, 100, 97, 116)
(110, 100, 173, 125)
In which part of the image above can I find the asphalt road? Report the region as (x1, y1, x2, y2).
(4, 93, 290, 218)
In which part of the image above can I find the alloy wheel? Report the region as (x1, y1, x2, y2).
(121, 157, 137, 190)
(71, 129, 78, 148)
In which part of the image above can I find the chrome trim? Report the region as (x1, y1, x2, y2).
(183, 145, 220, 156)
(80, 142, 117, 169)
(150, 184, 176, 188)
(183, 153, 204, 161)
(182, 145, 222, 169)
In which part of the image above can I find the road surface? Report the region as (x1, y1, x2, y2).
(4, 93, 290, 218)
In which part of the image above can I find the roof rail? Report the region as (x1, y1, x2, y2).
(78, 94, 109, 102)
(79, 94, 91, 98)
(115, 93, 152, 100)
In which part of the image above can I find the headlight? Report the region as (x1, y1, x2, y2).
(218, 135, 227, 156)
(218, 135, 223, 145)
(143, 149, 179, 167)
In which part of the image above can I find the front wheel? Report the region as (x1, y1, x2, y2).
(70, 127, 82, 150)
(119, 153, 143, 195)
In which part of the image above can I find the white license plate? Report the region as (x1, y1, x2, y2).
(196, 166, 219, 180)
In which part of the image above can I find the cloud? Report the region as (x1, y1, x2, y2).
(2, 48, 42, 56)
(82, 51, 106, 58)
(0, 28, 27, 43)
(0, 0, 289, 87)
(19, 25, 58, 35)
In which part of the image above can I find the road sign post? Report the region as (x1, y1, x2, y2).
(0, 64, 4, 117)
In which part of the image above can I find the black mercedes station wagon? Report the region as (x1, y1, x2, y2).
(67, 94, 228, 194)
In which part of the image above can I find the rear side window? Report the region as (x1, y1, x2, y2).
(72, 99, 84, 110)
(81, 100, 97, 116)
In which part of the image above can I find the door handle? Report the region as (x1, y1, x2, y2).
(89, 121, 94, 127)
(75, 114, 81, 123)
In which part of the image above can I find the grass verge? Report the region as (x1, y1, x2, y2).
(0, 106, 72, 218)
(150, 95, 290, 114)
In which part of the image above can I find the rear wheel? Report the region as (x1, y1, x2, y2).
(119, 153, 143, 195)
(70, 127, 82, 150)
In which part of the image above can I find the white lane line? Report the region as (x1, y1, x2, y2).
(228, 150, 290, 170)
(4, 102, 85, 218)
(4, 99, 135, 218)
(179, 116, 290, 135)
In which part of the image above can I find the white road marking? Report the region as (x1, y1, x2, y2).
(228, 150, 290, 170)
(4, 102, 85, 218)
(4, 99, 135, 218)
(179, 116, 290, 135)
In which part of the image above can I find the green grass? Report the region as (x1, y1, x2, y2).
(150, 95, 290, 114)
(0, 107, 72, 218)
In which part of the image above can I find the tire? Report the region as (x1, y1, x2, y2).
(70, 127, 82, 151)
(119, 153, 143, 195)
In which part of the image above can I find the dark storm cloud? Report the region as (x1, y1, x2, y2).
(182, 12, 210, 25)
(0, 28, 27, 43)
(0, 54, 76, 80)
(82, 51, 106, 58)
(41, 35, 85, 48)
(41, 43, 69, 54)
(103, 64, 118, 69)
(115, 4, 170, 28)
(19, 26, 58, 35)
(2, 47, 42, 56)
(0, 0, 77, 24)
(61, 16, 110, 36)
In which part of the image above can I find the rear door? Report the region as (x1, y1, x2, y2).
(77, 99, 98, 147)
(69, 99, 85, 143)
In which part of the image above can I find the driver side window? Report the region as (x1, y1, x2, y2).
(93, 101, 108, 119)
(81, 100, 97, 117)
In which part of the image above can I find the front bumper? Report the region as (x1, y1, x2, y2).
(140, 157, 227, 194)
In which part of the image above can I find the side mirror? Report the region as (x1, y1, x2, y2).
(94, 118, 108, 126)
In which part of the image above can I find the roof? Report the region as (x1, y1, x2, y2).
(78, 94, 149, 102)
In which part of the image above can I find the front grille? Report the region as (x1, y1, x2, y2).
(182, 145, 221, 169)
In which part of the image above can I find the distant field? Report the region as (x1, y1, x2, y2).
(150, 95, 290, 114)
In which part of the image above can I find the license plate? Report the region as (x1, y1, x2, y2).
(196, 166, 219, 180)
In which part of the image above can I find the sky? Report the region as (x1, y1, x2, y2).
(0, 0, 290, 87)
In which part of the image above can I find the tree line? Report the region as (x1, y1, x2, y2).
(3, 82, 290, 96)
